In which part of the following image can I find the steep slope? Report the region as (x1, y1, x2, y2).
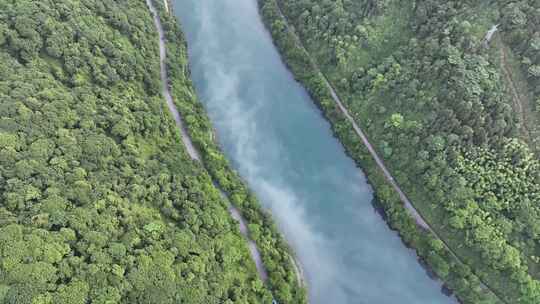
(0, 0, 271, 302)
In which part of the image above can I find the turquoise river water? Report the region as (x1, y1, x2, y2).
(173, 1, 457, 303)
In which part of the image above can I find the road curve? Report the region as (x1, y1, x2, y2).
(273, 2, 506, 303)
(145, 0, 269, 284)
(146, 0, 200, 161)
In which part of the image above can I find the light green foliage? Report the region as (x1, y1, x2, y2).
(389, 113, 404, 128)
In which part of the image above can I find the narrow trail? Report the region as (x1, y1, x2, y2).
(500, 46, 532, 141)
(273, 2, 507, 303)
(145, 0, 269, 285)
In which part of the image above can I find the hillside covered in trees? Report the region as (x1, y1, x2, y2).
(260, 0, 540, 303)
(0, 0, 277, 302)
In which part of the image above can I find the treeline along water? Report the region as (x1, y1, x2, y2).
(172, 0, 457, 303)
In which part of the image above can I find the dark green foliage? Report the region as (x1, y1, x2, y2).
(0, 0, 274, 303)
(259, 0, 540, 303)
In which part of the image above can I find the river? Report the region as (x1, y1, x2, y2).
(172, 1, 457, 303)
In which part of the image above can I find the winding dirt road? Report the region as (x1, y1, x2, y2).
(146, 0, 200, 161)
(145, 0, 269, 284)
(500, 46, 532, 141)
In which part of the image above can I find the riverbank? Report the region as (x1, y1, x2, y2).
(146, 1, 307, 302)
(257, 0, 503, 303)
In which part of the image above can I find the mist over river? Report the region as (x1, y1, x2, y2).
(172, 0, 457, 303)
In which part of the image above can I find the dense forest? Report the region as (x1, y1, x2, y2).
(0, 0, 288, 303)
(259, 0, 540, 303)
